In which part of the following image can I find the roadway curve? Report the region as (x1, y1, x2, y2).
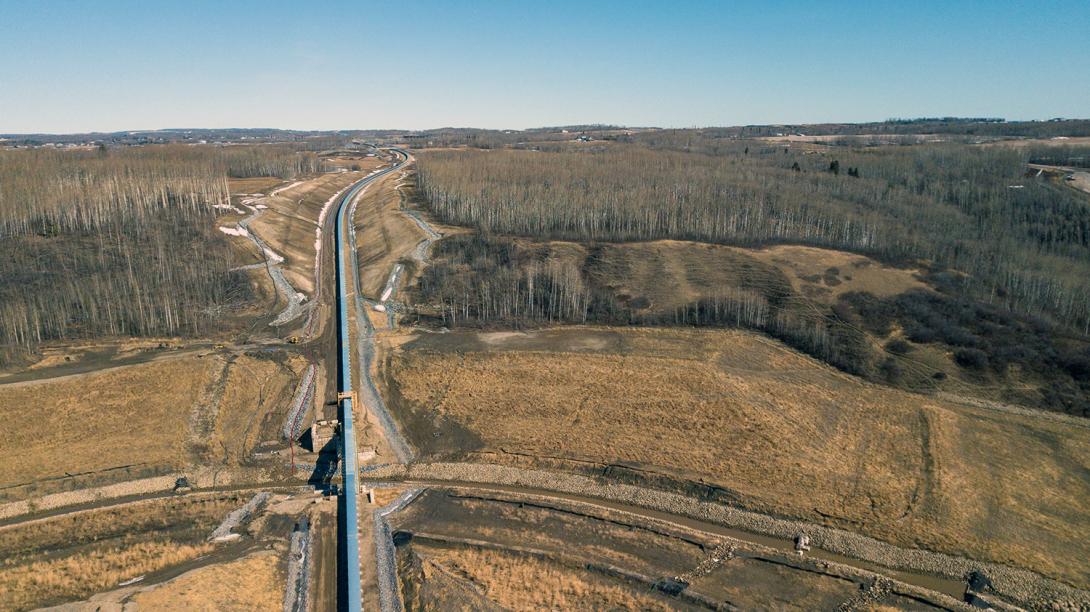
(332, 150, 409, 612)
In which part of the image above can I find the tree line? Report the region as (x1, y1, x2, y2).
(415, 142, 1090, 334)
(0, 145, 322, 363)
(413, 233, 1089, 416)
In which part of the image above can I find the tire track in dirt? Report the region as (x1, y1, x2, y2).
(901, 408, 937, 521)
(364, 462, 1090, 609)
(186, 355, 235, 464)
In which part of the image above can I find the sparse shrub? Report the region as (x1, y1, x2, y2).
(885, 338, 912, 355)
(1061, 353, 1090, 382)
(831, 300, 854, 321)
(940, 324, 982, 348)
(841, 292, 893, 335)
(879, 356, 903, 383)
(954, 348, 989, 370)
(905, 324, 938, 344)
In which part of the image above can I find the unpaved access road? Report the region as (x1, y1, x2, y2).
(1029, 162, 1090, 195)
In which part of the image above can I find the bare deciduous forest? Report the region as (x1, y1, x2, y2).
(413, 138, 1090, 415)
(0, 145, 320, 362)
(417, 142, 1090, 333)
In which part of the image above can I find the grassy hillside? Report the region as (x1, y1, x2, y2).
(412, 139, 1090, 414)
(386, 327, 1090, 588)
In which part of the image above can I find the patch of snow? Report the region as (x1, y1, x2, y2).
(313, 180, 363, 295)
(270, 180, 305, 197)
(264, 246, 284, 264)
(218, 226, 250, 237)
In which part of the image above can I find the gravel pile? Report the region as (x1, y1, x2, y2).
(283, 364, 317, 440)
(373, 488, 423, 612)
(209, 491, 270, 541)
(283, 518, 311, 612)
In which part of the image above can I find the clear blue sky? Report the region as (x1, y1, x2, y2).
(1, 0, 1087, 133)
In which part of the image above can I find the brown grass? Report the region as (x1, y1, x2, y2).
(0, 494, 245, 611)
(387, 326, 1090, 588)
(129, 551, 283, 611)
(0, 495, 243, 558)
(586, 240, 785, 315)
(749, 244, 925, 304)
(211, 354, 301, 464)
(417, 544, 672, 611)
(371, 486, 407, 507)
(326, 156, 386, 172)
(227, 176, 287, 195)
(0, 357, 213, 487)
(352, 168, 428, 298)
(591, 240, 924, 310)
(246, 170, 370, 295)
(0, 541, 214, 611)
(0, 352, 298, 494)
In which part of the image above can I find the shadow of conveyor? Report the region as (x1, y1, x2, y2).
(304, 429, 341, 494)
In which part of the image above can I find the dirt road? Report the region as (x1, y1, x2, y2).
(1029, 162, 1090, 195)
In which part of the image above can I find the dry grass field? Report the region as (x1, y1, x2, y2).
(209, 353, 302, 465)
(352, 167, 431, 298)
(0, 357, 211, 488)
(0, 542, 214, 611)
(0, 493, 245, 610)
(245, 167, 380, 295)
(385, 326, 1090, 588)
(588, 240, 926, 313)
(412, 546, 870, 612)
(0, 352, 300, 497)
(747, 244, 926, 304)
(227, 176, 287, 195)
(129, 550, 283, 611)
(409, 545, 677, 611)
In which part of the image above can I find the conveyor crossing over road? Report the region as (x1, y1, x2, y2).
(333, 150, 407, 611)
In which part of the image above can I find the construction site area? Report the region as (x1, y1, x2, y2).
(2, 133, 1089, 612)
